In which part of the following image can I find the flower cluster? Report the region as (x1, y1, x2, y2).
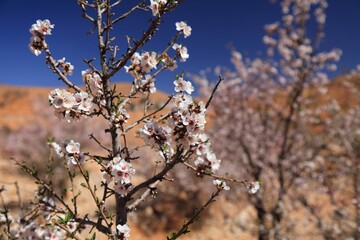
(82, 69, 103, 93)
(140, 79, 221, 173)
(150, 0, 167, 16)
(49, 88, 93, 121)
(64, 140, 85, 167)
(103, 157, 135, 195)
(125, 52, 158, 78)
(29, 19, 54, 56)
(55, 58, 74, 76)
(110, 106, 130, 127)
(191, 134, 221, 173)
(174, 76, 194, 94)
(213, 179, 230, 191)
(246, 181, 260, 194)
(169, 92, 206, 134)
(135, 74, 156, 94)
(48, 141, 65, 158)
(125, 51, 163, 94)
(9, 221, 65, 240)
(140, 121, 172, 149)
(169, 93, 216, 174)
(176, 21, 192, 38)
(49, 139, 85, 167)
(261, 0, 341, 85)
(116, 224, 131, 239)
(172, 44, 189, 62)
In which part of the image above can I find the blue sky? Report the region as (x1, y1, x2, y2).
(0, 0, 360, 93)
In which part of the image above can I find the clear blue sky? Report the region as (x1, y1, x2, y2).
(0, 0, 360, 93)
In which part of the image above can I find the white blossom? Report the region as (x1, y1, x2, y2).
(174, 77, 194, 94)
(213, 179, 230, 190)
(117, 224, 130, 239)
(246, 181, 260, 194)
(175, 21, 192, 38)
(30, 19, 54, 36)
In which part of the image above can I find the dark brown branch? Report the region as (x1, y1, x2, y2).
(110, 1, 147, 27)
(205, 75, 224, 109)
(44, 47, 81, 92)
(126, 147, 185, 200)
(167, 189, 222, 240)
(125, 95, 173, 132)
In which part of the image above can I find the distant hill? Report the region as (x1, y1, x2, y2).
(1, 71, 360, 131)
(0, 83, 170, 131)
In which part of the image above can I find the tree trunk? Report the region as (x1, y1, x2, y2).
(353, 160, 360, 240)
(272, 201, 283, 240)
(254, 196, 270, 240)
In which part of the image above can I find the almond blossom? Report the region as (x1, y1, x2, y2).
(246, 181, 260, 194)
(125, 51, 159, 80)
(136, 74, 157, 93)
(28, 36, 43, 56)
(65, 140, 80, 154)
(56, 58, 74, 76)
(28, 19, 54, 56)
(82, 69, 103, 93)
(174, 77, 194, 94)
(49, 88, 93, 121)
(213, 179, 230, 191)
(116, 224, 131, 239)
(48, 141, 64, 158)
(30, 19, 54, 36)
(102, 157, 136, 195)
(175, 21, 192, 38)
(172, 43, 189, 62)
(150, 0, 159, 16)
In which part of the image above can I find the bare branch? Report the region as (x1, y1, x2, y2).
(44, 47, 81, 92)
(167, 188, 222, 240)
(125, 95, 173, 132)
(127, 180, 160, 212)
(205, 75, 224, 109)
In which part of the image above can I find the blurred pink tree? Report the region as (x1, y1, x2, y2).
(195, 0, 342, 239)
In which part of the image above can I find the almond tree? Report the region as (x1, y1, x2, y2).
(195, 0, 341, 239)
(0, 1, 238, 239)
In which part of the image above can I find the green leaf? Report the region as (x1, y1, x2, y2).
(109, 213, 114, 221)
(85, 232, 97, 240)
(84, 170, 89, 180)
(167, 232, 177, 240)
(64, 212, 73, 223)
(57, 216, 65, 224)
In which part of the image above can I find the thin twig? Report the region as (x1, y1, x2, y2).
(127, 180, 160, 212)
(110, 1, 147, 27)
(125, 95, 173, 132)
(44, 47, 81, 92)
(76, 163, 112, 230)
(205, 75, 224, 109)
(126, 147, 185, 200)
(167, 188, 222, 240)
(182, 162, 245, 184)
(89, 133, 112, 152)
